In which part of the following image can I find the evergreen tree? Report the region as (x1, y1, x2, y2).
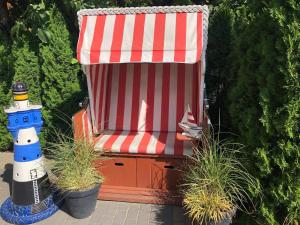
(11, 38, 42, 104)
(39, 7, 82, 137)
(226, 1, 300, 224)
(0, 38, 13, 150)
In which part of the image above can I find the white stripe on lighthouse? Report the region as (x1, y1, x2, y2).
(14, 127, 39, 145)
(13, 156, 46, 182)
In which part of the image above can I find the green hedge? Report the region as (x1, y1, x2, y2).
(208, 1, 300, 224)
(0, 3, 83, 147)
(0, 38, 13, 150)
(12, 38, 42, 104)
(40, 8, 83, 139)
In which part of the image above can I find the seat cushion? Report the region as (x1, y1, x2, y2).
(94, 130, 192, 156)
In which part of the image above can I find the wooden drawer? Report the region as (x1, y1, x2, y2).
(96, 157, 137, 187)
(96, 154, 187, 204)
(137, 158, 184, 191)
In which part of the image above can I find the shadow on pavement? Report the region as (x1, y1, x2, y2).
(0, 163, 13, 196)
(151, 204, 191, 225)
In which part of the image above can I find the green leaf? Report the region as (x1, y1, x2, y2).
(70, 58, 78, 64)
(37, 29, 50, 43)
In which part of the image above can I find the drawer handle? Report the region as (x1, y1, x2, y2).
(164, 165, 175, 170)
(115, 162, 124, 166)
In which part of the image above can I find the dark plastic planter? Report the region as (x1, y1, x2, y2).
(64, 184, 100, 219)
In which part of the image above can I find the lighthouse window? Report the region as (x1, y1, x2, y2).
(27, 139, 31, 143)
(23, 157, 27, 161)
(15, 119, 18, 124)
(23, 116, 29, 123)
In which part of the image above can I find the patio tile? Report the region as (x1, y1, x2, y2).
(126, 206, 139, 221)
(39, 210, 70, 225)
(89, 206, 104, 224)
(124, 219, 138, 225)
(117, 202, 130, 211)
(113, 209, 128, 220)
(65, 216, 91, 225)
(140, 203, 152, 211)
(150, 205, 173, 224)
(173, 206, 186, 223)
(137, 209, 151, 225)
(99, 217, 114, 225)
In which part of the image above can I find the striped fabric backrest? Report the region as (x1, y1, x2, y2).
(86, 62, 203, 133)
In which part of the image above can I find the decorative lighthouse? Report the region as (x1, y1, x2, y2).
(0, 83, 58, 224)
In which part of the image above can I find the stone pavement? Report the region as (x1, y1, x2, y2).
(0, 152, 191, 225)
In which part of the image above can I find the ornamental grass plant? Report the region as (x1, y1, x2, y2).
(46, 132, 103, 192)
(182, 132, 259, 225)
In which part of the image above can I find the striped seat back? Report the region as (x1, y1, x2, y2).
(87, 62, 202, 133)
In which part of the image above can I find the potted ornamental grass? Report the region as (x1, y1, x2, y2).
(182, 133, 259, 225)
(46, 133, 103, 219)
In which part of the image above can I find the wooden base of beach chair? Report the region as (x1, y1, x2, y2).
(95, 153, 187, 205)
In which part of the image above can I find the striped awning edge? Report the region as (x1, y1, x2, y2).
(77, 5, 209, 64)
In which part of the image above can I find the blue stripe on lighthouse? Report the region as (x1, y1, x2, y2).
(14, 142, 42, 162)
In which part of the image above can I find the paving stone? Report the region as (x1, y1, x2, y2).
(128, 202, 141, 208)
(137, 209, 151, 225)
(100, 217, 114, 225)
(0, 219, 11, 225)
(150, 204, 166, 211)
(124, 219, 137, 225)
(173, 206, 186, 223)
(150, 205, 173, 223)
(117, 202, 130, 211)
(39, 210, 70, 225)
(99, 200, 113, 207)
(116, 208, 128, 215)
(112, 218, 125, 225)
(65, 216, 91, 225)
(173, 222, 187, 225)
(89, 205, 104, 225)
(149, 222, 165, 225)
(127, 206, 139, 221)
(136, 219, 150, 225)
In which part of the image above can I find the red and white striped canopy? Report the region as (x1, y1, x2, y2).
(77, 5, 208, 64)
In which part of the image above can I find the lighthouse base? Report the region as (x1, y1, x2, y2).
(0, 195, 58, 225)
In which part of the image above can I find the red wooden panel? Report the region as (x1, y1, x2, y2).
(98, 185, 182, 205)
(72, 108, 85, 141)
(162, 159, 182, 191)
(95, 154, 187, 204)
(97, 157, 137, 187)
(151, 161, 164, 190)
(149, 158, 183, 191)
(136, 158, 151, 188)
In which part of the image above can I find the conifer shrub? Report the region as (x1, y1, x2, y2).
(0, 38, 13, 150)
(224, 1, 300, 224)
(39, 8, 83, 139)
(11, 38, 42, 104)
